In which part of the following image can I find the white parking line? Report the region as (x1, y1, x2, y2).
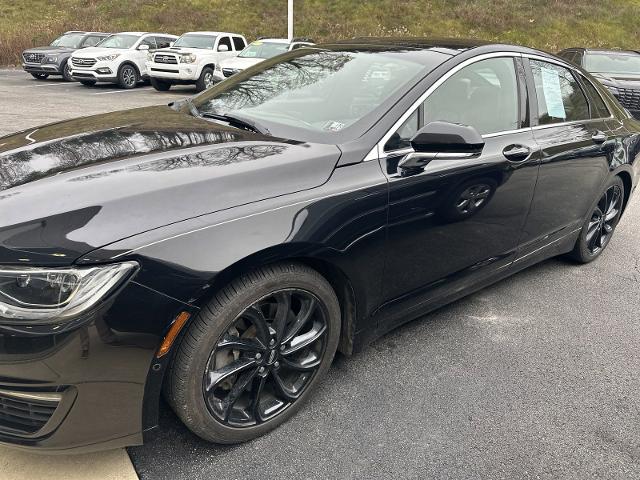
(93, 88, 152, 95)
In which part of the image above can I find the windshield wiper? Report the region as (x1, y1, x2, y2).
(199, 111, 271, 136)
(173, 98, 270, 135)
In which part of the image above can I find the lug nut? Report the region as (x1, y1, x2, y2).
(255, 353, 262, 360)
(269, 339, 276, 347)
(280, 344, 286, 351)
(258, 366, 266, 374)
(274, 361, 280, 368)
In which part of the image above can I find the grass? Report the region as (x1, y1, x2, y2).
(1, 0, 639, 66)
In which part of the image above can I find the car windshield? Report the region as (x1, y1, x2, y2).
(584, 53, 640, 75)
(98, 34, 141, 49)
(239, 41, 290, 59)
(193, 48, 443, 142)
(50, 33, 85, 48)
(173, 34, 217, 49)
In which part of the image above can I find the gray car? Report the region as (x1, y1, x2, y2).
(22, 31, 110, 81)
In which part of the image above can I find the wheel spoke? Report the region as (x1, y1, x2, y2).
(283, 297, 317, 343)
(282, 322, 327, 355)
(586, 220, 600, 242)
(271, 370, 300, 401)
(250, 374, 267, 424)
(272, 291, 292, 340)
(242, 306, 271, 343)
(217, 333, 265, 352)
(280, 352, 322, 371)
(221, 367, 258, 421)
(206, 357, 256, 391)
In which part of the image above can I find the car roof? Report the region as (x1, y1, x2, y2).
(328, 37, 490, 50)
(562, 47, 640, 55)
(182, 31, 244, 37)
(253, 38, 291, 44)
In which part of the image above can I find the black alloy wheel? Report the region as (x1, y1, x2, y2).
(166, 262, 340, 443)
(118, 64, 138, 89)
(203, 289, 328, 427)
(571, 176, 624, 263)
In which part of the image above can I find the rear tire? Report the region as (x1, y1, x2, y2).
(165, 262, 341, 444)
(117, 64, 138, 89)
(30, 73, 48, 80)
(151, 77, 172, 91)
(195, 66, 215, 92)
(569, 175, 624, 263)
(79, 80, 96, 87)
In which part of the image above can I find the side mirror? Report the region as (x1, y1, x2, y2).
(138, 44, 150, 51)
(398, 121, 484, 174)
(218, 44, 229, 52)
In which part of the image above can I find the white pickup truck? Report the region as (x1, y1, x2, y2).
(147, 32, 247, 91)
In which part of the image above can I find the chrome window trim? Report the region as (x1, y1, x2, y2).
(374, 51, 523, 160)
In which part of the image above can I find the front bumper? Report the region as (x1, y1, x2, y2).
(147, 62, 199, 82)
(0, 281, 190, 453)
(70, 60, 119, 83)
(22, 63, 63, 75)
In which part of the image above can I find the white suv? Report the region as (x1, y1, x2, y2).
(70, 32, 178, 88)
(147, 32, 247, 92)
(214, 38, 314, 81)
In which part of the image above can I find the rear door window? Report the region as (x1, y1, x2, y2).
(530, 60, 590, 125)
(232, 37, 246, 51)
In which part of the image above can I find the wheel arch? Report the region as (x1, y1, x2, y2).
(197, 244, 358, 356)
(119, 60, 141, 76)
(616, 169, 633, 215)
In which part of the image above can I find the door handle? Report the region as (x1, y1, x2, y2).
(592, 130, 607, 144)
(502, 144, 531, 162)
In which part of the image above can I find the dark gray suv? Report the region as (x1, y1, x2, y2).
(22, 31, 110, 81)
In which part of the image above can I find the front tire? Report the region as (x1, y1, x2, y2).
(61, 60, 73, 81)
(117, 64, 138, 89)
(165, 262, 341, 444)
(151, 77, 172, 91)
(569, 176, 624, 263)
(195, 66, 215, 92)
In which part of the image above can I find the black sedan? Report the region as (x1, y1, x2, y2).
(0, 38, 637, 452)
(558, 48, 640, 119)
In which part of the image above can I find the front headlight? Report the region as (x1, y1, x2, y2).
(147, 52, 153, 62)
(46, 56, 58, 63)
(97, 53, 120, 62)
(180, 53, 197, 64)
(0, 262, 137, 323)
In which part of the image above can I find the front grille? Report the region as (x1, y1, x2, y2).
(222, 68, 239, 78)
(154, 54, 178, 64)
(614, 87, 640, 111)
(22, 52, 45, 63)
(72, 57, 97, 68)
(0, 390, 59, 435)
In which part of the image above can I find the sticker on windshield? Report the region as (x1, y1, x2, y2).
(540, 67, 566, 119)
(323, 121, 345, 132)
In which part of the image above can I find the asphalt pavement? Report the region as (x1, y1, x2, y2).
(2, 68, 640, 480)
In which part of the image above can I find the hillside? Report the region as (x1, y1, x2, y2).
(1, 0, 639, 66)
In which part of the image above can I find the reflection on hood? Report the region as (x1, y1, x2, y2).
(0, 106, 248, 191)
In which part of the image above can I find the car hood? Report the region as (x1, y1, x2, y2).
(155, 47, 211, 55)
(0, 106, 341, 265)
(23, 46, 76, 55)
(592, 72, 640, 87)
(72, 47, 127, 58)
(220, 56, 264, 70)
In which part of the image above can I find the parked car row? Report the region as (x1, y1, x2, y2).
(22, 30, 315, 92)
